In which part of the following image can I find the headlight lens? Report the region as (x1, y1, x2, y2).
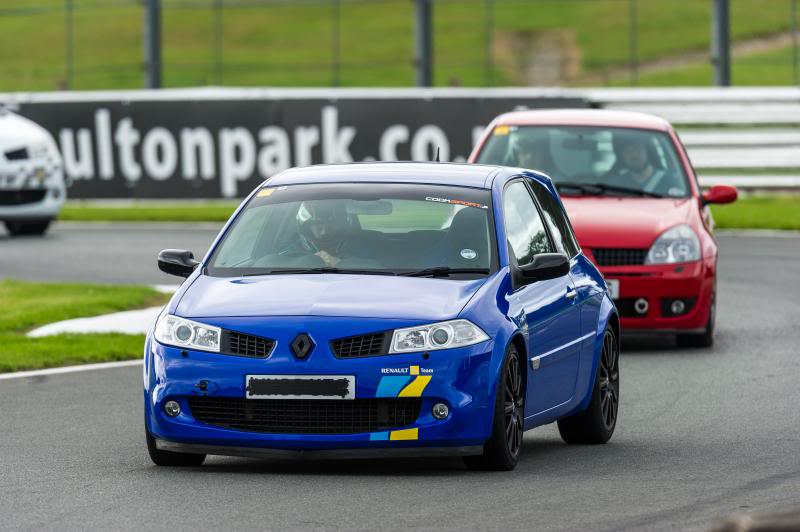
(154, 314, 221, 352)
(389, 319, 489, 353)
(645, 224, 701, 264)
(28, 142, 50, 159)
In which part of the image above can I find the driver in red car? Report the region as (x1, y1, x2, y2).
(609, 131, 668, 195)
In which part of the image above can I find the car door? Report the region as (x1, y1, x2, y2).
(503, 180, 582, 415)
(528, 178, 601, 366)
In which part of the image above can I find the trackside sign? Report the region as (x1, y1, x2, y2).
(5, 89, 587, 198)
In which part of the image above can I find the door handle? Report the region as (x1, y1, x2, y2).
(566, 287, 578, 299)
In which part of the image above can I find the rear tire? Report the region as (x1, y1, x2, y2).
(677, 291, 715, 348)
(557, 328, 619, 444)
(463, 343, 524, 471)
(5, 219, 52, 236)
(146, 430, 205, 467)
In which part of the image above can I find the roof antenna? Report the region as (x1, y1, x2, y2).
(434, 147, 440, 162)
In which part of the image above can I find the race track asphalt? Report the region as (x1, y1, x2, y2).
(1, 224, 799, 531)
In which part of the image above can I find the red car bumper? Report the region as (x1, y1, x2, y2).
(598, 257, 715, 333)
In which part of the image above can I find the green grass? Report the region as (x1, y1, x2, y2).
(57, 195, 800, 231)
(0, 279, 170, 373)
(710, 195, 800, 231)
(0, 0, 796, 90)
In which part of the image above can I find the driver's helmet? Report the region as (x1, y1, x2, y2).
(296, 200, 349, 251)
(612, 130, 648, 156)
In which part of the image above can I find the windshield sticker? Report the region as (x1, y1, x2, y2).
(460, 249, 477, 260)
(256, 188, 275, 197)
(493, 125, 510, 136)
(425, 196, 488, 209)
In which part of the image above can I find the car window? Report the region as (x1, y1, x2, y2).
(503, 181, 552, 266)
(527, 179, 580, 258)
(208, 182, 496, 277)
(477, 125, 690, 198)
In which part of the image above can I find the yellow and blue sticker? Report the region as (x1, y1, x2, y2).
(371, 366, 432, 441)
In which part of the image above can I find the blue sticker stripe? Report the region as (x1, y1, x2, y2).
(375, 376, 412, 397)
(370, 431, 389, 441)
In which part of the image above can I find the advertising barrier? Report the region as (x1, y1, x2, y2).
(2, 89, 588, 199)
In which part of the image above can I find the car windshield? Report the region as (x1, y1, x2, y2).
(207, 182, 496, 278)
(476, 125, 690, 198)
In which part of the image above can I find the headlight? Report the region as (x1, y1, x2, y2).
(28, 142, 50, 160)
(154, 314, 221, 352)
(389, 319, 490, 353)
(645, 224, 701, 264)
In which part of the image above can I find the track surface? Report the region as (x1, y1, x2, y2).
(1, 226, 800, 531)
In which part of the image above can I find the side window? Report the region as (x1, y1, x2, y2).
(528, 179, 581, 258)
(503, 181, 553, 265)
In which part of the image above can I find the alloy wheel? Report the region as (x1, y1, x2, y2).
(598, 331, 619, 431)
(504, 351, 524, 457)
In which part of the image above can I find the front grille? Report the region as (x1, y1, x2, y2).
(4, 148, 28, 161)
(0, 189, 46, 206)
(592, 248, 648, 267)
(331, 332, 391, 358)
(221, 330, 275, 358)
(187, 397, 422, 434)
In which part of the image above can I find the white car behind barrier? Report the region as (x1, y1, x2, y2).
(0, 107, 66, 236)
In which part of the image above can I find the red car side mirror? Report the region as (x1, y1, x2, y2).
(702, 184, 738, 205)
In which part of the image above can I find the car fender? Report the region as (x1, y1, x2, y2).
(570, 293, 618, 415)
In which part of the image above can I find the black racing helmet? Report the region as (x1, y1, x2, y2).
(296, 200, 349, 250)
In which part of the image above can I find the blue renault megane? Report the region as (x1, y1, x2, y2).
(145, 162, 619, 470)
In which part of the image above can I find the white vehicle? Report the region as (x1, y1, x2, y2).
(0, 107, 66, 236)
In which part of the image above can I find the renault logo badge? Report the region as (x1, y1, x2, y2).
(290, 333, 314, 360)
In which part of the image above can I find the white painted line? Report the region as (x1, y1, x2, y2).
(27, 306, 163, 337)
(0, 359, 142, 381)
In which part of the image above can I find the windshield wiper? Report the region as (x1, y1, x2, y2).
(243, 267, 397, 276)
(556, 181, 664, 198)
(400, 266, 490, 278)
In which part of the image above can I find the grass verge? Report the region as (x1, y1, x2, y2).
(0, 279, 170, 373)
(710, 195, 800, 231)
(58, 195, 800, 231)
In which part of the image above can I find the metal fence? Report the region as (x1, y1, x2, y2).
(1, 0, 799, 91)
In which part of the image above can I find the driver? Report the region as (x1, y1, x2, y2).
(611, 132, 666, 192)
(509, 132, 556, 176)
(291, 200, 349, 267)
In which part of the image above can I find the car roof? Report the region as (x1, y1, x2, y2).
(491, 108, 672, 132)
(267, 161, 509, 189)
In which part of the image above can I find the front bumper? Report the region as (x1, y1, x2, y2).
(145, 325, 498, 454)
(601, 257, 714, 332)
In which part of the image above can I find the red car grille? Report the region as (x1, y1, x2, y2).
(592, 248, 648, 267)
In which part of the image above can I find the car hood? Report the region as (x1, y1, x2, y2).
(177, 274, 488, 321)
(0, 110, 55, 151)
(562, 196, 696, 248)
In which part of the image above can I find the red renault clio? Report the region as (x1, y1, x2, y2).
(470, 109, 737, 347)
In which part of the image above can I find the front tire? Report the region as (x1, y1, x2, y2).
(463, 343, 524, 471)
(677, 291, 715, 348)
(557, 328, 619, 444)
(5, 219, 52, 236)
(146, 430, 205, 467)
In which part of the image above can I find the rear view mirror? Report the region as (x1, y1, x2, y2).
(702, 184, 738, 205)
(513, 253, 570, 287)
(158, 249, 200, 278)
(346, 200, 393, 215)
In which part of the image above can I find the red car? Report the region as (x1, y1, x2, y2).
(469, 109, 737, 347)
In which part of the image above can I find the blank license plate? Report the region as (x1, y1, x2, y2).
(245, 375, 355, 400)
(607, 279, 620, 299)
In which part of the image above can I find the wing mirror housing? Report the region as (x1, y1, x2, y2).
(702, 184, 738, 205)
(158, 249, 200, 278)
(513, 253, 570, 288)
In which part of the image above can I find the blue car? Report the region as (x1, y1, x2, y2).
(145, 162, 619, 471)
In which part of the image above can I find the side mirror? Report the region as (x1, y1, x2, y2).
(513, 253, 570, 287)
(702, 184, 738, 205)
(158, 249, 200, 278)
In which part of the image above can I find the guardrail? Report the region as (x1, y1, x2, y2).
(588, 88, 800, 189)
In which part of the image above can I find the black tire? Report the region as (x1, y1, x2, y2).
(676, 292, 715, 348)
(557, 328, 619, 444)
(463, 343, 524, 471)
(146, 430, 205, 467)
(5, 219, 52, 236)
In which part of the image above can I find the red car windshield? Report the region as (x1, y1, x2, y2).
(476, 125, 691, 199)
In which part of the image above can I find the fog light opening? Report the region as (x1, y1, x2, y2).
(634, 298, 649, 315)
(164, 400, 181, 417)
(670, 299, 686, 315)
(432, 402, 449, 420)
